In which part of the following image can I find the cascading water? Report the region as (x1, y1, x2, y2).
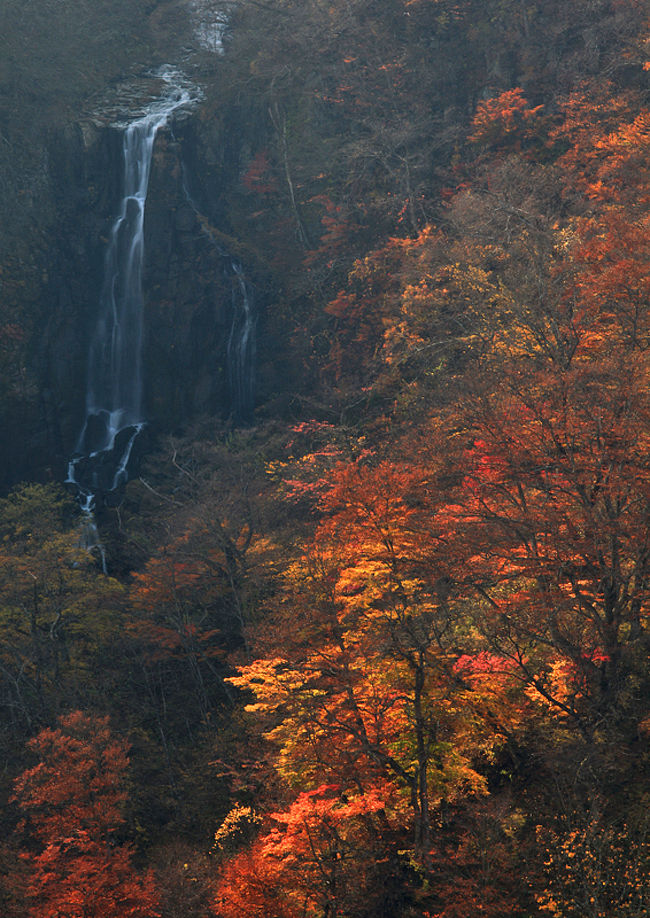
(228, 262, 256, 423)
(67, 70, 195, 518)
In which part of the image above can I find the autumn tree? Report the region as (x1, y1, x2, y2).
(536, 813, 650, 917)
(10, 711, 159, 918)
(217, 449, 533, 916)
(0, 484, 128, 747)
(213, 785, 404, 918)
(211, 22, 650, 910)
(431, 72, 650, 749)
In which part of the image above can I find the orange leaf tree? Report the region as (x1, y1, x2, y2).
(11, 711, 159, 918)
(222, 454, 528, 918)
(213, 784, 397, 918)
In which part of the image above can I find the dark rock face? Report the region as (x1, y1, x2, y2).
(141, 123, 234, 429)
(39, 123, 122, 447)
(0, 121, 119, 490)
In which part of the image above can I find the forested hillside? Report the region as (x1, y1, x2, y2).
(1, 1, 649, 915)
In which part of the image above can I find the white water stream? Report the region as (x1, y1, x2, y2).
(228, 262, 256, 423)
(67, 69, 196, 517)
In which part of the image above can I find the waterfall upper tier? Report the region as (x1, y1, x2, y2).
(85, 66, 201, 129)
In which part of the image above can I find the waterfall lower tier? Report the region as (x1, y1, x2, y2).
(78, 512, 108, 575)
(67, 414, 146, 511)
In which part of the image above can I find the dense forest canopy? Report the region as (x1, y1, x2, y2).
(1, 0, 649, 916)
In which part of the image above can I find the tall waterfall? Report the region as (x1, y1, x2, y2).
(67, 71, 194, 513)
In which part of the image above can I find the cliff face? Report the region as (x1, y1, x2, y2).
(0, 121, 114, 488)
(0, 94, 258, 492)
(142, 117, 235, 431)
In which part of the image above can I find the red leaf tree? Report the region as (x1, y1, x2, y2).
(11, 711, 160, 918)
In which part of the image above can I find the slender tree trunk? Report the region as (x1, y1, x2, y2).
(413, 655, 431, 858)
(269, 99, 311, 249)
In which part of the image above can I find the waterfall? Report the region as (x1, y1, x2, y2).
(67, 69, 195, 514)
(228, 262, 256, 423)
